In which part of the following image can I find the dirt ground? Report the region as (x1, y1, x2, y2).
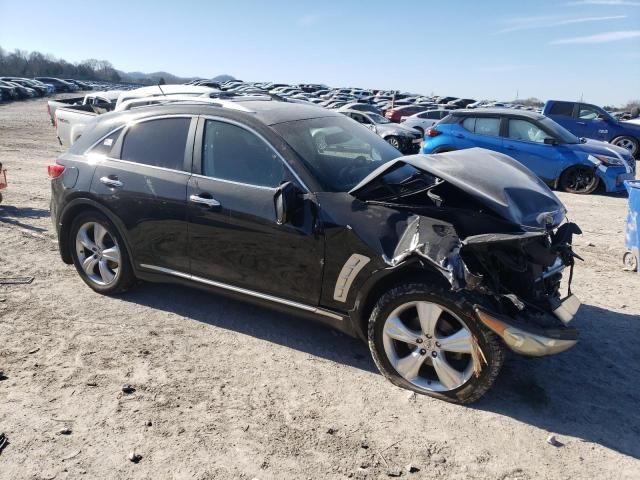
(0, 96, 639, 480)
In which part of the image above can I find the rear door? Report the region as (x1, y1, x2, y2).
(90, 115, 195, 273)
(187, 117, 324, 305)
(460, 116, 504, 152)
(546, 101, 578, 133)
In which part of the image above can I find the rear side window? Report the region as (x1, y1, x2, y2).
(462, 117, 500, 136)
(548, 102, 574, 116)
(121, 118, 190, 170)
(202, 120, 284, 188)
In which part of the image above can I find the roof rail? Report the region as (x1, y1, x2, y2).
(115, 95, 256, 113)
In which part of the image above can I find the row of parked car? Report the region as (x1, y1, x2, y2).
(41, 76, 638, 195)
(0, 76, 138, 102)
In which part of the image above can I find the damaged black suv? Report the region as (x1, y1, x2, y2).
(50, 98, 582, 404)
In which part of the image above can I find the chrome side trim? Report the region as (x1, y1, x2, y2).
(139, 264, 343, 321)
(333, 254, 370, 302)
(191, 173, 276, 191)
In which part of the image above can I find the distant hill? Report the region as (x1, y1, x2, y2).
(118, 70, 236, 85)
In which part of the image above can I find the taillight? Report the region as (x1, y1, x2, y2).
(48, 164, 65, 178)
(425, 127, 441, 137)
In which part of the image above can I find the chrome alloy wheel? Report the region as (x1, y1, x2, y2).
(612, 136, 638, 156)
(75, 222, 121, 286)
(386, 136, 400, 149)
(382, 301, 476, 392)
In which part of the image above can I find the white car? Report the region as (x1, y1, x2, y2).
(114, 85, 218, 109)
(401, 109, 451, 134)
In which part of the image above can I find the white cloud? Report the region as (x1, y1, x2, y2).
(297, 14, 323, 27)
(565, 1, 640, 6)
(498, 14, 627, 33)
(479, 65, 538, 72)
(550, 30, 640, 44)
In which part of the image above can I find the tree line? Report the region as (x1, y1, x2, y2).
(0, 46, 122, 82)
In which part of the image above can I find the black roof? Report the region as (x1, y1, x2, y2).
(453, 108, 545, 120)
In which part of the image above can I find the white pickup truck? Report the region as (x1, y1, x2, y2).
(47, 91, 123, 125)
(52, 85, 217, 146)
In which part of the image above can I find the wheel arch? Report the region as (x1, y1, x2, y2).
(58, 198, 134, 266)
(349, 260, 451, 341)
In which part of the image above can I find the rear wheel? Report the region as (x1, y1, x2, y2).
(559, 165, 599, 194)
(69, 211, 136, 294)
(368, 283, 505, 404)
(611, 136, 639, 158)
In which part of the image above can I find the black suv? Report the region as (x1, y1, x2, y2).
(50, 98, 582, 404)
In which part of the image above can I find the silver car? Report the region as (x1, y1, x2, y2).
(401, 109, 451, 135)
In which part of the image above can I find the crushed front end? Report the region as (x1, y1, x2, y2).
(349, 149, 584, 357)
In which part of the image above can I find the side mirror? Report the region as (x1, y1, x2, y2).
(274, 181, 301, 225)
(543, 137, 559, 145)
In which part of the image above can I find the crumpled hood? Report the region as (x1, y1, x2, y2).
(350, 148, 567, 230)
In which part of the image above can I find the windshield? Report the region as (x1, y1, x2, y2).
(539, 117, 580, 144)
(368, 113, 391, 124)
(272, 116, 402, 192)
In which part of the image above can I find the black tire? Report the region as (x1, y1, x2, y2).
(432, 146, 456, 154)
(368, 283, 505, 404)
(559, 165, 599, 194)
(611, 135, 639, 158)
(69, 211, 136, 294)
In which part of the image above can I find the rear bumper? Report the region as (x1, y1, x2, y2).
(475, 299, 580, 357)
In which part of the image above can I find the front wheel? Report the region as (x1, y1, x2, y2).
(385, 136, 401, 150)
(611, 136, 639, 158)
(559, 165, 600, 194)
(368, 283, 505, 404)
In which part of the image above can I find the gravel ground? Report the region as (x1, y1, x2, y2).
(0, 96, 639, 480)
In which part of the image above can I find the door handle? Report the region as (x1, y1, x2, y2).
(99, 176, 123, 188)
(576, 121, 586, 125)
(189, 194, 221, 208)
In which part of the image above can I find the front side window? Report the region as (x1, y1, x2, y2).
(202, 120, 284, 188)
(508, 119, 548, 143)
(121, 117, 190, 170)
(578, 104, 601, 120)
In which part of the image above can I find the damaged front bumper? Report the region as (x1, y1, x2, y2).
(475, 297, 580, 357)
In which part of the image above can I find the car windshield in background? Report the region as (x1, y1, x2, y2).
(368, 113, 391, 124)
(272, 116, 402, 192)
(539, 117, 579, 144)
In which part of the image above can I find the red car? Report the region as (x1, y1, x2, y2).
(385, 104, 434, 122)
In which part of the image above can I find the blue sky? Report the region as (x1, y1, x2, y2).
(1, 0, 638, 105)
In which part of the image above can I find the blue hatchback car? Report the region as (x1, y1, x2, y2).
(422, 109, 636, 194)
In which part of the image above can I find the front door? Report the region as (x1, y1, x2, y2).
(502, 118, 563, 183)
(187, 117, 324, 305)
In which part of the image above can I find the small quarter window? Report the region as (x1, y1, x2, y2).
(90, 129, 122, 156)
